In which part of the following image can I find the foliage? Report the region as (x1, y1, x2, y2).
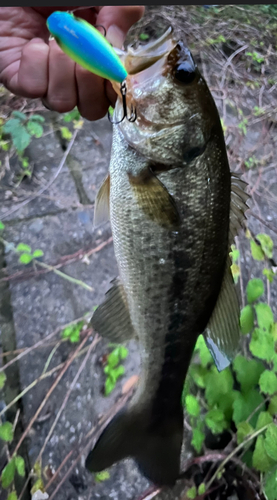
(15, 243, 44, 265)
(61, 321, 84, 343)
(104, 345, 129, 396)
(184, 231, 277, 497)
(1, 455, 25, 489)
(95, 470, 110, 482)
(1, 111, 45, 177)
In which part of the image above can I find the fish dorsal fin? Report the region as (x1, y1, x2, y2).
(128, 169, 180, 229)
(204, 257, 241, 371)
(91, 278, 136, 342)
(94, 174, 110, 227)
(229, 173, 249, 245)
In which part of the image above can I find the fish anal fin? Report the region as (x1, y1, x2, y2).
(91, 278, 135, 342)
(86, 405, 183, 487)
(204, 257, 241, 371)
(128, 169, 180, 230)
(94, 174, 110, 227)
(229, 173, 250, 245)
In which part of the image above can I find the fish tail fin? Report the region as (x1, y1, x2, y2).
(85, 406, 183, 486)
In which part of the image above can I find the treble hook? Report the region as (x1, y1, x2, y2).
(108, 81, 137, 124)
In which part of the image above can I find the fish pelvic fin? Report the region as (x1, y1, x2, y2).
(91, 278, 136, 342)
(86, 406, 183, 487)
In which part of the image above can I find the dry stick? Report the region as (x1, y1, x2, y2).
(1, 129, 79, 220)
(0, 335, 98, 419)
(12, 331, 90, 458)
(205, 423, 271, 491)
(46, 390, 132, 497)
(34, 260, 94, 292)
(0, 237, 113, 284)
(220, 44, 249, 89)
(250, 212, 277, 236)
(0, 314, 89, 373)
(17, 334, 99, 500)
(38, 335, 98, 461)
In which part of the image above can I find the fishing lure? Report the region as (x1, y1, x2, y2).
(47, 11, 136, 123)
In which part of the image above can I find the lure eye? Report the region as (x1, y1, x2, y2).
(174, 61, 196, 84)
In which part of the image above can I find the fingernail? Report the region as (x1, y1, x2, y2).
(106, 25, 125, 49)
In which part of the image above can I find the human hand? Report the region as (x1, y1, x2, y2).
(0, 6, 144, 120)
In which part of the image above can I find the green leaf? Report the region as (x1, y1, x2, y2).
(185, 394, 200, 417)
(249, 328, 274, 363)
(205, 366, 234, 407)
(269, 396, 277, 416)
(230, 244, 240, 263)
(119, 346, 128, 359)
(254, 303, 274, 332)
(264, 424, 277, 461)
(187, 486, 197, 499)
(256, 234, 274, 259)
(189, 364, 209, 389)
(218, 391, 240, 422)
(264, 467, 277, 500)
(11, 111, 26, 121)
(105, 377, 116, 396)
(3, 119, 31, 152)
(1, 457, 16, 488)
(29, 114, 45, 123)
(61, 322, 83, 343)
(7, 492, 18, 500)
(191, 427, 205, 453)
(237, 421, 254, 444)
(256, 411, 273, 430)
(95, 470, 110, 482)
(16, 243, 31, 253)
(233, 355, 265, 393)
(240, 305, 254, 334)
(60, 126, 72, 140)
(3, 118, 21, 134)
(19, 253, 33, 264)
(263, 268, 275, 283)
(113, 365, 125, 379)
(246, 278, 264, 303)
(32, 249, 44, 258)
(107, 349, 120, 368)
(259, 370, 277, 395)
(250, 240, 264, 261)
(63, 109, 80, 122)
(139, 33, 149, 41)
(205, 408, 227, 434)
(15, 456, 25, 477)
(0, 371, 7, 389)
(195, 335, 213, 367)
(26, 121, 43, 138)
(0, 221, 5, 230)
(233, 388, 264, 427)
(253, 435, 276, 472)
(198, 483, 206, 495)
(0, 422, 13, 442)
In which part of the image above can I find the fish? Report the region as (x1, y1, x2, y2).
(46, 11, 128, 83)
(86, 27, 249, 487)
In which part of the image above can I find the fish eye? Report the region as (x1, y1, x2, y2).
(174, 61, 196, 84)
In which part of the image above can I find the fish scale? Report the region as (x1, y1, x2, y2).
(86, 29, 248, 487)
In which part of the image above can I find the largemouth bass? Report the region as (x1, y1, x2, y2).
(86, 27, 248, 487)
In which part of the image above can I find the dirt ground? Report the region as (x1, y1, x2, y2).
(0, 5, 277, 500)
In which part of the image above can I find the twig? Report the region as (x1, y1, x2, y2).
(34, 259, 94, 292)
(12, 330, 91, 457)
(1, 129, 78, 220)
(0, 314, 89, 373)
(220, 44, 248, 89)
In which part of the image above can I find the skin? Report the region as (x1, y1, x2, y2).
(0, 6, 144, 120)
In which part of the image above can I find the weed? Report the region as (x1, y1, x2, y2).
(104, 345, 129, 396)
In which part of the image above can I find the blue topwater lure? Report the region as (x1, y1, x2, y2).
(47, 11, 136, 123)
(47, 11, 127, 82)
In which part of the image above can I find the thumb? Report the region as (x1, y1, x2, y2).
(96, 6, 145, 48)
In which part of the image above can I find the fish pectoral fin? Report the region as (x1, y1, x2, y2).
(128, 169, 180, 230)
(229, 173, 250, 244)
(93, 174, 110, 227)
(91, 278, 135, 342)
(204, 257, 241, 371)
